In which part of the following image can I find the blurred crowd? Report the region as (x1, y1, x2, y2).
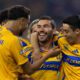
(0, 0, 80, 38)
(0, 0, 80, 25)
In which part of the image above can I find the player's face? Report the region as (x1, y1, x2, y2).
(23, 16, 30, 31)
(32, 24, 38, 33)
(60, 24, 76, 44)
(37, 20, 53, 42)
(19, 16, 30, 36)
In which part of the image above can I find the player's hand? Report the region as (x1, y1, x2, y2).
(18, 74, 35, 80)
(30, 32, 38, 43)
(30, 32, 38, 49)
(47, 46, 62, 58)
(30, 32, 42, 61)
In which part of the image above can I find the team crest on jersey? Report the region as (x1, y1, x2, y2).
(20, 50, 27, 57)
(63, 44, 68, 50)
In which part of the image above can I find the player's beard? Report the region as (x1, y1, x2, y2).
(19, 31, 23, 36)
(38, 30, 53, 43)
(19, 28, 25, 36)
(19, 26, 28, 36)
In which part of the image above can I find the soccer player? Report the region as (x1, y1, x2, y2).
(29, 19, 39, 33)
(29, 16, 62, 80)
(0, 7, 34, 80)
(29, 19, 43, 62)
(0, 5, 61, 80)
(54, 15, 80, 80)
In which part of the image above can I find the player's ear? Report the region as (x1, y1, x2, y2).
(17, 18, 23, 25)
(75, 28, 80, 35)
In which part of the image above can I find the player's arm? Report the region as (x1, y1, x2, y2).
(18, 74, 34, 80)
(30, 32, 42, 61)
(53, 33, 80, 56)
(11, 37, 61, 75)
(21, 46, 61, 75)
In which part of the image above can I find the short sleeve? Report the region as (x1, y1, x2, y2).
(10, 37, 31, 65)
(53, 33, 80, 56)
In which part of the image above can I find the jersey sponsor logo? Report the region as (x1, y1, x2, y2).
(20, 47, 33, 55)
(63, 53, 80, 66)
(37, 61, 61, 71)
(0, 40, 4, 45)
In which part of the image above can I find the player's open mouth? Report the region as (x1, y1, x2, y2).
(39, 32, 47, 37)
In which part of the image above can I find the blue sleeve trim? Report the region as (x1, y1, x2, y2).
(63, 53, 80, 66)
(22, 41, 27, 47)
(58, 36, 64, 40)
(27, 51, 32, 62)
(62, 74, 65, 80)
(54, 40, 58, 46)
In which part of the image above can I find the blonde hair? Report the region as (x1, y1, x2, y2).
(29, 19, 39, 33)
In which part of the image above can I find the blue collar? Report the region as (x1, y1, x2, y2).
(6, 28, 14, 34)
(39, 42, 54, 52)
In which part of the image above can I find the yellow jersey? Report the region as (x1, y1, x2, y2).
(53, 33, 80, 80)
(28, 42, 62, 80)
(0, 26, 31, 80)
(20, 37, 30, 47)
(19, 37, 33, 78)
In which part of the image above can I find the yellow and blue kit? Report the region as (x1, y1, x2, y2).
(53, 33, 80, 80)
(19, 37, 34, 78)
(20, 37, 30, 47)
(27, 42, 62, 80)
(0, 26, 32, 80)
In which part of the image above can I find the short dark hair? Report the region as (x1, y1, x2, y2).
(63, 15, 80, 31)
(0, 9, 8, 24)
(8, 5, 30, 20)
(39, 16, 56, 29)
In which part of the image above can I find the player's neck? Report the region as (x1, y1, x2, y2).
(39, 38, 53, 51)
(3, 21, 20, 35)
(75, 36, 80, 44)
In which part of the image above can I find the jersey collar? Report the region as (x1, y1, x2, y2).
(39, 42, 54, 52)
(6, 28, 14, 34)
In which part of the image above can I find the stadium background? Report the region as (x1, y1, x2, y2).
(0, 0, 80, 29)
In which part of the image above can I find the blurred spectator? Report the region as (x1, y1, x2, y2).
(0, 0, 80, 37)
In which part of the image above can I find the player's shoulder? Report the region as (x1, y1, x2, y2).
(11, 36, 23, 45)
(3, 33, 21, 46)
(0, 26, 6, 33)
(14, 36, 32, 48)
(20, 37, 30, 46)
(54, 33, 64, 38)
(53, 33, 64, 41)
